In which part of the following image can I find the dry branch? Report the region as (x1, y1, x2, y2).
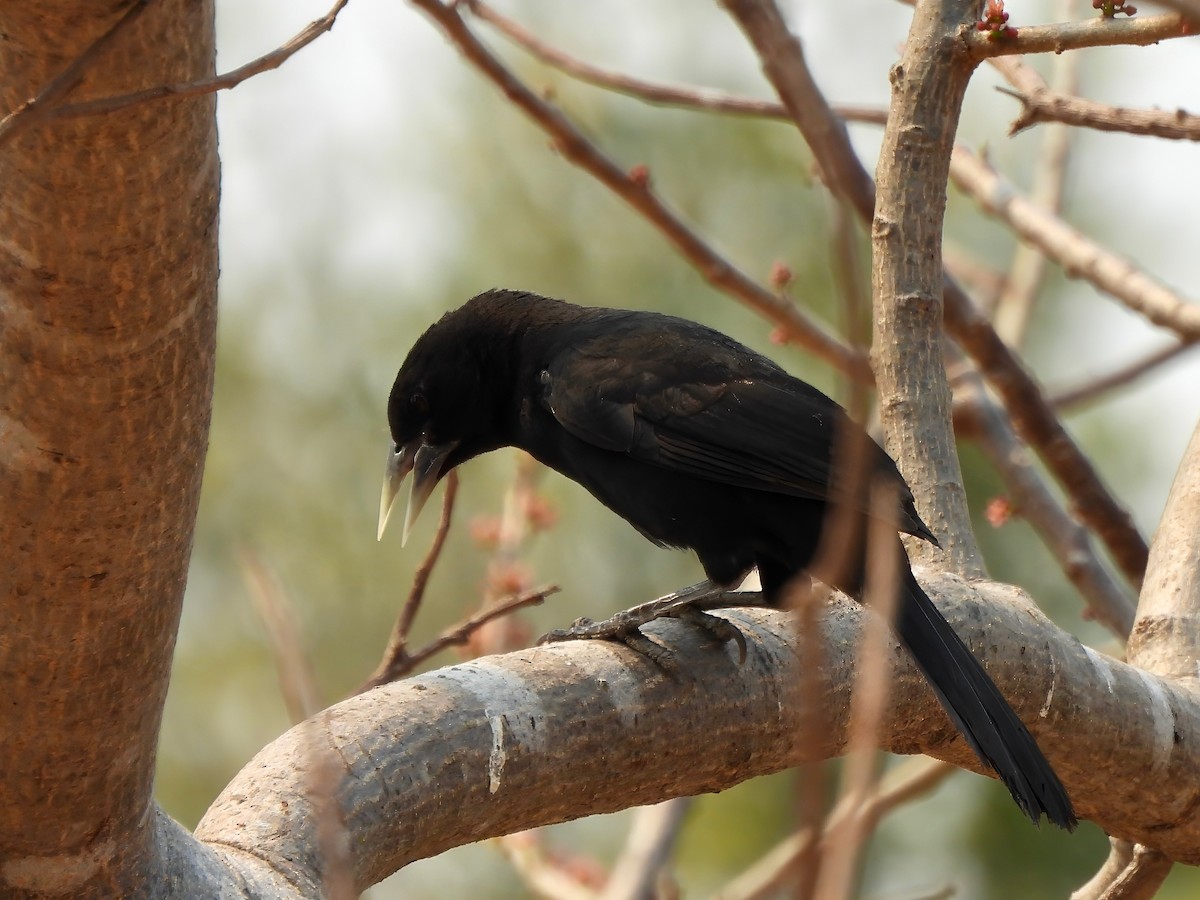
(1001, 85, 1200, 141)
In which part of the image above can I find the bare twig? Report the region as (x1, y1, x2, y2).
(1000, 84, 1200, 141)
(471, 0, 890, 128)
(989, 20, 1079, 349)
(10, 0, 350, 136)
(1050, 341, 1197, 411)
(357, 585, 556, 693)
(408, 0, 865, 380)
(714, 757, 955, 900)
(965, 14, 1194, 60)
(241, 550, 324, 723)
(949, 144, 1200, 342)
(0, 0, 153, 148)
(955, 376, 1136, 638)
(362, 471, 459, 689)
(601, 798, 691, 900)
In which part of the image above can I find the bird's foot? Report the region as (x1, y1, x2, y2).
(537, 581, 765, 665)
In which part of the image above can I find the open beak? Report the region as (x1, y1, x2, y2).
(377, 437, 460, 545)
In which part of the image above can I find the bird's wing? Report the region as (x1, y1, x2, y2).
(539, 344, 846, 503)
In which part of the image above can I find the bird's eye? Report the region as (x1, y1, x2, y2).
(409, 392, 429, 419)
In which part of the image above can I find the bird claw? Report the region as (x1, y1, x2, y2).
(537, 582, 758, 665)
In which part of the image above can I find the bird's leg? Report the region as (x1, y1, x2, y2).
(537, 580, 765, 662)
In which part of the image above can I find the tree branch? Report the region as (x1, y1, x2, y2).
(1000, 84, 1200, 141)
(867, 0, 983, 573)
(2, 0, 351, 141)
(941, 279, 1151, 588)
(0, 2, 218, 893)
(949, 144, 1200, 342)
(964, 13, 1194, 60)
(195, 574, 1200, 892)
(1127, 417, 1200, 684)
(0, 0, 152, 147)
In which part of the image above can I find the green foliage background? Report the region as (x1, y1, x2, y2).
(158, 1, 1200, 896)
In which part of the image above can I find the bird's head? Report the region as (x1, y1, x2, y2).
(377, 300, 516, 544)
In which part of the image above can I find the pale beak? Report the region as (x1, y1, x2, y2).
(377, 437, 460, 546)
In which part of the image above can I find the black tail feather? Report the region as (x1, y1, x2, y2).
(894, 567, 1077, 830)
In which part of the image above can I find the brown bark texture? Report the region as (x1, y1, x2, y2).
(0, 1, 218, 895)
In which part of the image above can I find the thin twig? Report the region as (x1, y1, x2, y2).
(1050, 341, 1197, 411)
(949, 144, 1200, 342)
(0, 0, 154, 148)
(305, 714, 356, 900)
(470, 0, 887, 127)
(8, 0, 350, 139)
(409, 0, 866, 380)
(356, 586, 557, 693)
(1000, 84, 1200, 142)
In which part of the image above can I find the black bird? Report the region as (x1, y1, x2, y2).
(378, 288, 1075, 830)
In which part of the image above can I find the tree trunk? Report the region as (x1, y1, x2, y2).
(0, 1, 218, 895)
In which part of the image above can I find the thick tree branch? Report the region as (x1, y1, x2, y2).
(195, 575, 1200, 892)
(0, 2, 218, 894)
(868, 0, 982, 573)
(1127, 418, 1200, 684)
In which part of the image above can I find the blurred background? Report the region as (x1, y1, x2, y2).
(159, 1, 1200, 896)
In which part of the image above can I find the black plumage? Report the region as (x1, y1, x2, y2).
(379, 288, 1075, 830)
